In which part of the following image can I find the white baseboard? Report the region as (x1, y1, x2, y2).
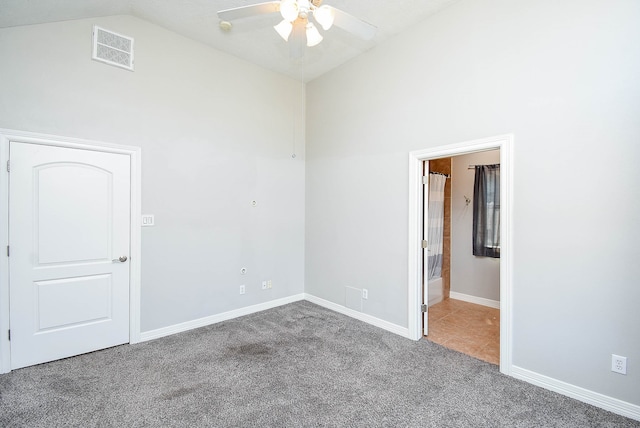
(449, 291, 500, 309)
(304, 293, 410, 339)
(511, 366, 640, 422)
(139, 294, 305, 342)
(140, 293, 409, 343)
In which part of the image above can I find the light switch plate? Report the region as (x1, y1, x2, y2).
(141, 215, 155, 227)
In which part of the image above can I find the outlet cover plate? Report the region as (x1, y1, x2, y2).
(611, 354, 627, 374)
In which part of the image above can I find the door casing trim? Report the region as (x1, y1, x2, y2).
(407, 134, 513, 376)
(0, 128, 142, 373)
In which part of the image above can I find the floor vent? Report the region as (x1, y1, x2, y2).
(92, 26, 134, 71)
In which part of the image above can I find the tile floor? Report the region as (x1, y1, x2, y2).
(425, 298, 500, 365)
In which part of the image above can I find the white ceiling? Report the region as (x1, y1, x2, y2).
(0, 0, 459, 81)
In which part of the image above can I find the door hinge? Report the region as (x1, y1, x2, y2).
(7, 330, 10, 341)
(421, 304, 428, 313)
(422, 240, 427, 249)
(6, 160, 9, 172)
(422, 176, 428, 185)
(6, 246, 8, 257)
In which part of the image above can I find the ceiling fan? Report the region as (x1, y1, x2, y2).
(217, 0, 377, 58)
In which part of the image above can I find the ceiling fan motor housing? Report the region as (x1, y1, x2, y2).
(297, 0, 311, 19)
(283, 0, 328, 23)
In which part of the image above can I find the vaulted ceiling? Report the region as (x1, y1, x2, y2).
(0, 0, 459, 81)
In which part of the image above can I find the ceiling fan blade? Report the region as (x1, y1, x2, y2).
(217, 1, 281, 21)
(332, 7, 377, 40)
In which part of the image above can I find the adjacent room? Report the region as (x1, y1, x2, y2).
(424, 150, 502, 365)
(0, 0, 638, 425)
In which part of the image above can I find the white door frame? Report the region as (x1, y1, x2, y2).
(0, 129, 142, 373)
(408, 134, 513, 375)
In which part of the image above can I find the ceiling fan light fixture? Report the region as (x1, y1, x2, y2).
(274, 19, 294, 41)
(217, 0, 377, 55)
(305, 22, 323, 47)
(313, 5, 335, 30)
(280, 0, 299, 22)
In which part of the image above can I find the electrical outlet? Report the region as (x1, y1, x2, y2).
(262, 281, 267, 290)
(612, 354, 627, 375)
(362, 288, 368, 299)
(239, 285, 245, 295)
(267, 280, 272, 289)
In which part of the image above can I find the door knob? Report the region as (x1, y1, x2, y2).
(113, 256, 128, 263)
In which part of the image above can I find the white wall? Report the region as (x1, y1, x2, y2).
(450, 151, 500, 301)
(0, 16, 306, 332)
(306, 0, 640, 407)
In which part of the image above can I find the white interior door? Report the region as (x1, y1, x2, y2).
(422, 160, 429, 336)
(9, 142, 131, 369)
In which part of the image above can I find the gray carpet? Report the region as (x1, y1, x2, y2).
(0, 301, 637, 427)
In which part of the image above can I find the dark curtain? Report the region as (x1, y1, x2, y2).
(473, 164, 500, 258)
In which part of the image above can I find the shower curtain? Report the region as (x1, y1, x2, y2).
(427, 173, 447, 280)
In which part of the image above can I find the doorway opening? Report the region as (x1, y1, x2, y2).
(424, 151, 500, 365)
(407, 134, 513, 376)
